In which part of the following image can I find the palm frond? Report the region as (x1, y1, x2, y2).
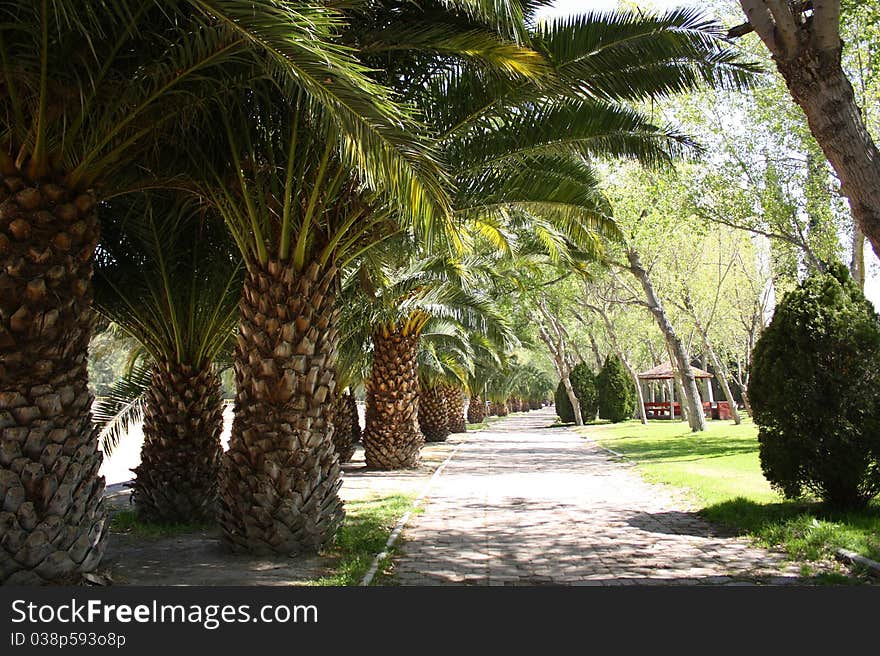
(92, 358, 152, 455)
(535, 7, 758, 102)
(95, 192, 242, 367)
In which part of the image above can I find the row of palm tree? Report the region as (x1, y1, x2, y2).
(1, 0, 751, 583)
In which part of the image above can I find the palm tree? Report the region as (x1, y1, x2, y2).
(1, 0, 401, 584)
(341, 252, 512, 468)
(330, 389, 361, 465)
(417, 323, 473, 441)
(191, 3, 551, 551)
(92, 195, 240, 523)
(1, 0, 538, 584)
(464, 333, 506, 424)
(332, 327, 370, 464)
(443, 384, 469, 433)
(392, 7, 757, 435)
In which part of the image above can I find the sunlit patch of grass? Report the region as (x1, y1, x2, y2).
(581, 419, 880, 577)
(315, 494, 416, 586)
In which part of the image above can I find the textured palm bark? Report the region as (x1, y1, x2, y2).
(490, 401, 508, 417)
(362, 329, 423, 469)
(418, 382, 449, 443)
(345, 391, 361, 444)
(218, 261, 343, 555)
(466, 395, 486, 424)
(0, 176, 106, 584)
(443, 385, 467, 433)
(331, 390, 360, 464)
(133, 362, 223, 523)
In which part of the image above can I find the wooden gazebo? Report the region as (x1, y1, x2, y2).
(637, 362, 727, 420)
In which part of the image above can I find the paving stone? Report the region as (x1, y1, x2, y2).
(392, 408, 807, 586)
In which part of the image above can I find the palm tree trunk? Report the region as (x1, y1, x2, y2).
(490, 401, 508, 417)
(362, 327, 423, 469)
(467, 394, 486, 424)
(133, 362, 223, 523)
(218, 260, 343, 555)
(444, 385, 467, 433)
(0, 180, 106, 584)
(331, 389, 359, 464)
(346, 391, 361, 444)
(418, 382, 449, 443)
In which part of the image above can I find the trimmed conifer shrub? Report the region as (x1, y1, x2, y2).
(750, 263, 880, 509)
(554, 380, 574, 423)
(597, 355, 636, 423)
(554, 363, 599, 423)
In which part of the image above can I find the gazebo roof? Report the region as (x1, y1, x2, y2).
(638, 361, 713, 380)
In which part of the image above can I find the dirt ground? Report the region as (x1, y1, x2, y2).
(98, 438, 460, 586)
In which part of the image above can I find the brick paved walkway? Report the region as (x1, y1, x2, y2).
(392, 407, 803, 585)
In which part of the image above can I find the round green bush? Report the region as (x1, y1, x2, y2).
(597, 355, 636, 423)
(554, 363, 599, 423)
(750, 263, 880, 509)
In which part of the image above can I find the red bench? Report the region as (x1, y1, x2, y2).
(643, 401, 732, 420)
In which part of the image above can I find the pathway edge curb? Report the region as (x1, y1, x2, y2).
(359, 438, 467, 586)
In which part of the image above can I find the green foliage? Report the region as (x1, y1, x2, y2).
(88, 330, 138, 397)
(554, 362, 598, 423)
(554, 380, 575, 423)
(597, 355, 636, 423)
(315, 494, 416, 586)
(95, 194, 241, 368)
(92, 360, 151, 456)
(570, 362, 599, 421)
(750, 264, 880, 509)
(109, 510, 213, 537)
(587, 420, 880, 569)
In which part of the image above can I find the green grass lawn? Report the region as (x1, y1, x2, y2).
(580, 419, 880, 576)
(109, 510, 214, 538)
(315, 494, 415, 586)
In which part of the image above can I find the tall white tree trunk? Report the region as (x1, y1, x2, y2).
(627, 246, 706, 432)
(537, 303, 583, 426)
(698, 329, 742, 425)
(582, 304, 648, 425)
(588, 332, 604, 370)
(684, 298, 742, 425)
(851, 220, 866, 290)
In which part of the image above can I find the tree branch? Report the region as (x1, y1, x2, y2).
(811, 0, 841, 51)
(765, 0, 801, 55)
(736, 0, 782, 53)
(732, 2, 816, 51)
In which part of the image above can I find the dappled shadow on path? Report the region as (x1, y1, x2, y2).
(391, 408, 818, 586)
(391, 496, 806, 586)
(102, 529, 329, 586)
